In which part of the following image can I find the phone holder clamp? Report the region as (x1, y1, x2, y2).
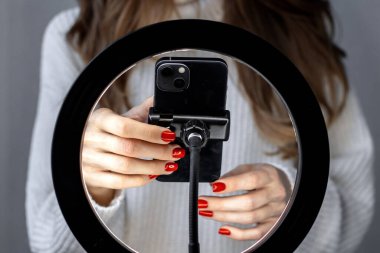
(148, 109, 231, 143)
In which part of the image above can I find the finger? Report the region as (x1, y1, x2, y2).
(84, 131, 184, 160)
(82, 148, 181, 174)
(218, 164, 252, 179)
(83, 137, 184, 161)
(91, 108, 175, 144)
(198, 203, 286, 224)
(210, 167, 272, 194)
(218, 222, 275, 241)
(198, 189, 272, 212)
(83, 169, 152, 190)
(260, 217, 280, 225)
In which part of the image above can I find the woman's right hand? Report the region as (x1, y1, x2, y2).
(81, 96, 185, 206)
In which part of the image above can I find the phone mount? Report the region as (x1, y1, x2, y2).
(148, 108, 231, 142)
(149, 108, 230, 253)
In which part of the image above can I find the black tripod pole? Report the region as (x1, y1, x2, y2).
(149, 114, 230, 253)
(187, 132, 203, 253)
(182, 120, 210, 253)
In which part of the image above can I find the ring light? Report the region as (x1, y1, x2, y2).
(52, 19, 329, 253)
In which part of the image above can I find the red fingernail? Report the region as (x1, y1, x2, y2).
(165, 162, 178, 172)
(172, 148, 186, 158)
(198, 199, 208, 209)
(148, 175, 158, 179)
(212, 182, 226, 192)
(218, 228, 231, 236)
(161, 130, 176, 142)
(199, 210, 213, 217)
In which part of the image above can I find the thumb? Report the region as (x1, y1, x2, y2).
(123, 96, 154, 123)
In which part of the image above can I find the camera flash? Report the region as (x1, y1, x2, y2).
(178, 67, 185, 74)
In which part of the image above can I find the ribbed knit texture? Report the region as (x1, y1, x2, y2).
(26, 1, 375, 252)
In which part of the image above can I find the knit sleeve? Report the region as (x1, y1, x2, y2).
(290, 89, 375, 252)
(25, 9, 127, 253)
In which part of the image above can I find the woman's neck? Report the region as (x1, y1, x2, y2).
(174, 0, 223, 21)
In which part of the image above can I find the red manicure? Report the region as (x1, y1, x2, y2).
(218, 228, 231, 236)
(161, 130, 176, 142)
(148, 175, 158, 179)
(198, 199, 208, 209)
(212, 182, 226, 192)
(172, 148, 186, 158)
(165, 162, 178, 172)
(199, 210, 213, 217)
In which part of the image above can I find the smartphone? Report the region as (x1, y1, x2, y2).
(148, 57, 228, 182)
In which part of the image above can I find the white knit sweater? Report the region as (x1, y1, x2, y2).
(26, 2, 375, 253)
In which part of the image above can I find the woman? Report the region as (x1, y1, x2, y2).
(26, 0, 374, 252)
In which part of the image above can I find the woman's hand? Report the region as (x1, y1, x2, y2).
(82, 96, 185, 206)
(198, 163, 292, 240)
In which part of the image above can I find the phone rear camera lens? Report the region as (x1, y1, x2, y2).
(173, 78, 186, 88)
(161, 67, 173, 77)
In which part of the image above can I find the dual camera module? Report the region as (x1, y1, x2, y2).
(156, 63, 190, 92)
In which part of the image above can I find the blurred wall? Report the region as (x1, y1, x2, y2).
(0, 0, 378, 252)
(331, 0, 380, 252)
(0, 1, 76, 252)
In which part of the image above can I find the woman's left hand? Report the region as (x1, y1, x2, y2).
(198, 163, 292, 240)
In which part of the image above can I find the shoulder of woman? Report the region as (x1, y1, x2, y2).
(44, 7, 79, 37)
(328, 87, 374, 156)
(41, 7, 81, 62)
(40, 7, 85, 94)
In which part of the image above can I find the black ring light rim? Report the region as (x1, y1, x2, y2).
(52, 19, 329, 253)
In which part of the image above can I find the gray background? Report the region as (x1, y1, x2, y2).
(0, 0, 378, 252)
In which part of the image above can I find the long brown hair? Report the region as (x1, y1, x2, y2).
(67, 0, 349, 160)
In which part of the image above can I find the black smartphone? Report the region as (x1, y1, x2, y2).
(148, 57, 228, 182)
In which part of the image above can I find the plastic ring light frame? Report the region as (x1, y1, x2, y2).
(52, 20, 329, 253)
